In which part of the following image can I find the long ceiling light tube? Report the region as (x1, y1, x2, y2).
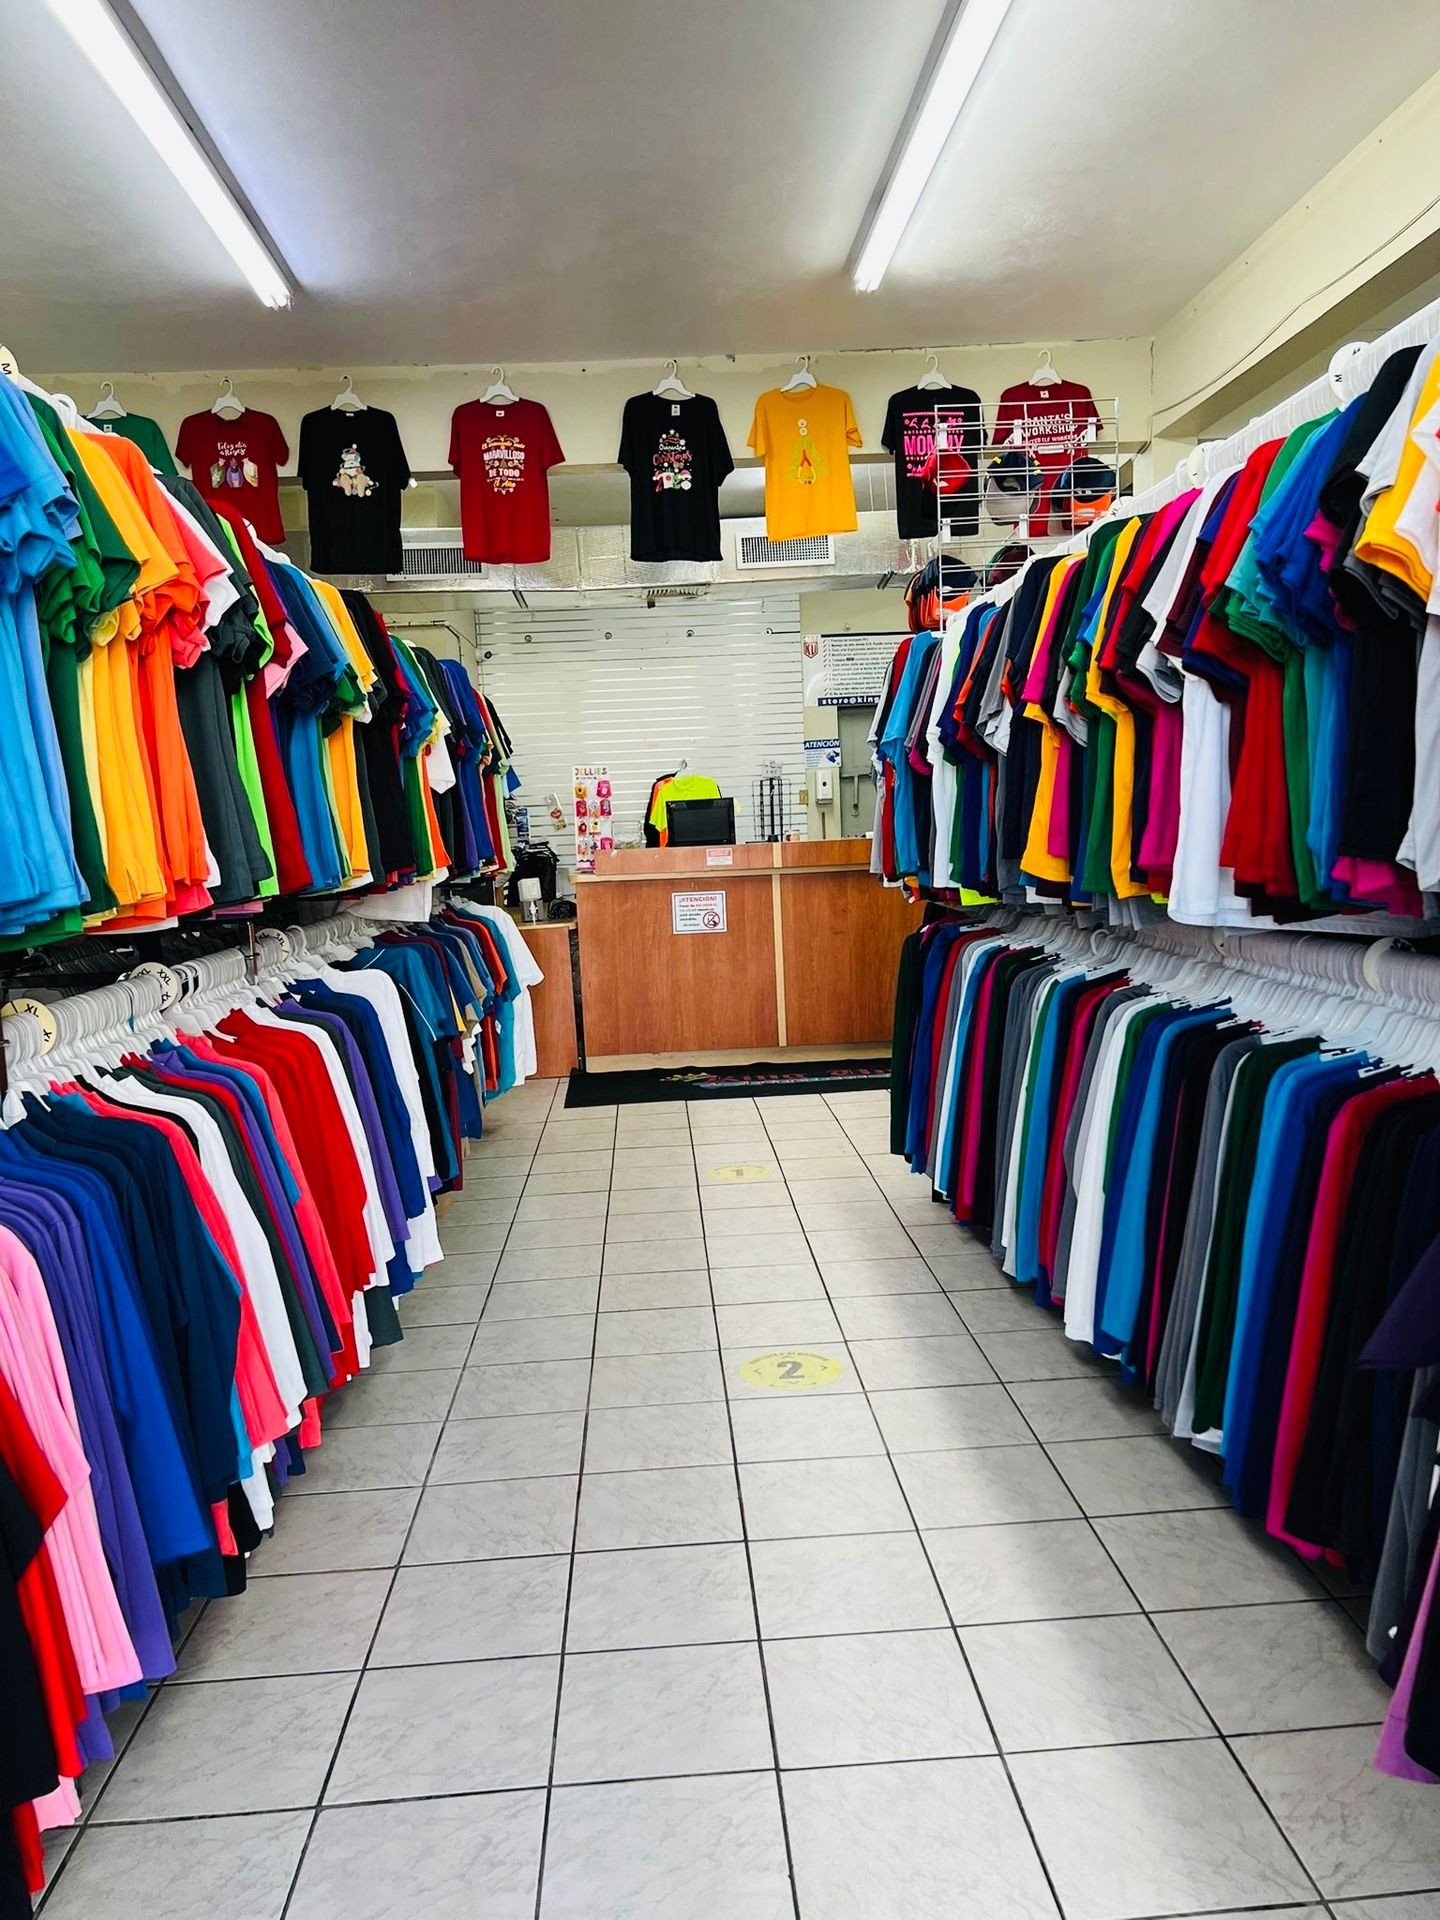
(852, 0, 1014, 293)
(45, 0, 292, 308)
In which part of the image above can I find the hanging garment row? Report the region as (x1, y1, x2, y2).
(0, 373, 517, 949)
(871, 332, 1440, 929)
(891, 911, 1440, 1785)
(0, 901, 542, 1917)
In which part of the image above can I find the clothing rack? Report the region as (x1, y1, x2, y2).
(961, 906, 1440, 1018)
(954, 287, 1440, 605)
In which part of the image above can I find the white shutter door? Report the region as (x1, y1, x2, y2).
(478, 594, 806, 862)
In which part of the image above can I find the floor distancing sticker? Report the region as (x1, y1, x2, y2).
(705, 1163, 775, 1183)
(736, 1351, 845, 1390)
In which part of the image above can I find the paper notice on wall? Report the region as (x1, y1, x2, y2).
(672, 890, 727, 934)
(572, 765, 613, 873)
(802, 632, 896, 707)
(804, 738, 841, 768)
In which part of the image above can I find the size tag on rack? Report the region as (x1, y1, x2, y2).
(130, 961, 181, 1009)
(1, 998, 58, 1054)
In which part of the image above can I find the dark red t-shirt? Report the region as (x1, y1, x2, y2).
(448, 398, 564, 564)
(993, 380, 1101, 471)
(175, 408, 290, 543)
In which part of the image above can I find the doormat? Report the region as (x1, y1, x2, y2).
(565, 1060, 889, 1107)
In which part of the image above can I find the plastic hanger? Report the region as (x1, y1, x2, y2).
(781, 355, 817, 393)
(480, 367, 519, 405)
(0, 345, 54, 405)
(1027, 349, 1060, 388)
(916, 351, 949, 392)
(652, 360, 694, 400)
(331, 374, 367, 412)
(90, 380, 127, 420)
(211, 377, 245, 418)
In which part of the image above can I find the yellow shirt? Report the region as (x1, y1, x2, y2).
(748, 385, 861, 541)
(1354, 352, 1440, 604)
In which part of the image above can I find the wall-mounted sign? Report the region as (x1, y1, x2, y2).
(802, 632, 896, 707)
(804, 737, 841, 768)
(671, 890, 727, 934)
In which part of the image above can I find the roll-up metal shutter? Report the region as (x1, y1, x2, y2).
(478, 594, 805, 862)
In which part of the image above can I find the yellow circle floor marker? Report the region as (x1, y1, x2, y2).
(705, 1162, 775, 1183)
(737, 1350, 845, 1391)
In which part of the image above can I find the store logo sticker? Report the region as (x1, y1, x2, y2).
(738, 1351, 845, 1391)
(705, 1163, 775, 1183)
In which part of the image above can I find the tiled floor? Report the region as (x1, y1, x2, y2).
(40, 1082, 1440, 1919)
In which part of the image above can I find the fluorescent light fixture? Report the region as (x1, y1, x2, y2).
(852, 0, 1013, 293)
(45, 0, 292, 308)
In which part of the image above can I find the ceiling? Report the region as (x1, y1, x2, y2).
(3, 0, 1438, 372)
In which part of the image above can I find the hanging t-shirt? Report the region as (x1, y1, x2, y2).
(298, 407, 412, 576)
(618, 393, 734, 562)
(648, 772, 722, 844)
(448, 397, 564, 565)
(748, 384, 861, 542)
(882, 384, 982, 538)
(993, 379, 1102, 536)
(86, 411, 178, 476)
(175, 408, 289, 543)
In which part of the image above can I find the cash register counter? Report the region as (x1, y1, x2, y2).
(572, 839, 920, 1064)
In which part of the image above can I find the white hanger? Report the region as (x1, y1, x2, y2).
(47, 392, 85, 430)
(211, 377, 245, 418)
(331, 374, 367, 412)
(481, 366, 519, 405)
(916, 351, 949, 392)
(652, 359, 694, 400)
(782, 355, 817, 393)
(90, 380, 127, 420)
(1027, 349, 1060, 388)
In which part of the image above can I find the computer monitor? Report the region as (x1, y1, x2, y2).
(667, 797, 736, 847)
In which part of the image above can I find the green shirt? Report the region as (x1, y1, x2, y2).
(88, 411, 179, 476)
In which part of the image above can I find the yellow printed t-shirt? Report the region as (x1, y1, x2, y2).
(748, 385, 861, 542)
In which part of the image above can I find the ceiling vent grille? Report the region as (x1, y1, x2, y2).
(391, 529, 488, 580)
(733, 530, 836, 572)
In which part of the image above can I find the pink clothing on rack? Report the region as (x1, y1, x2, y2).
(0, 1224, 141, 1696)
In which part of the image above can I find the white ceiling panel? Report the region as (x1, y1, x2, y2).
(1, 0, 1437, 370)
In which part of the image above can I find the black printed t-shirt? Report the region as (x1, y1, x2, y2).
(618, 393, 734, 561)
(298, 407, 412, 575)
(882, 385, 982, 538)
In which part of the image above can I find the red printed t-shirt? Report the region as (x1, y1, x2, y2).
(175, 408, 290, 543)
(994, 380, 1102, 534)
(448, 398, 564, 564)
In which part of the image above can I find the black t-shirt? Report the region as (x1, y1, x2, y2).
(882, 384, 983, 538)
(618, 392, 734, 561)
(298, 406, 412, 575)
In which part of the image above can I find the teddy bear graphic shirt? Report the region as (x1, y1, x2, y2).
(176, 407, 290, 542)
(298, 406, 413, 574)
(448, 397, 565, 565)
(618, 392, 734, 561)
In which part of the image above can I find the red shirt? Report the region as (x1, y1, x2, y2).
(994, 381, 1102, 472)
(448, 398, 564, 564)
(176, 408, 290, 543)
(995, 381, 1103, 536)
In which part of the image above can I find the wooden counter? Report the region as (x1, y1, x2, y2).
(515, 921, 580, 1076)
(574, 839, 918, 1063)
